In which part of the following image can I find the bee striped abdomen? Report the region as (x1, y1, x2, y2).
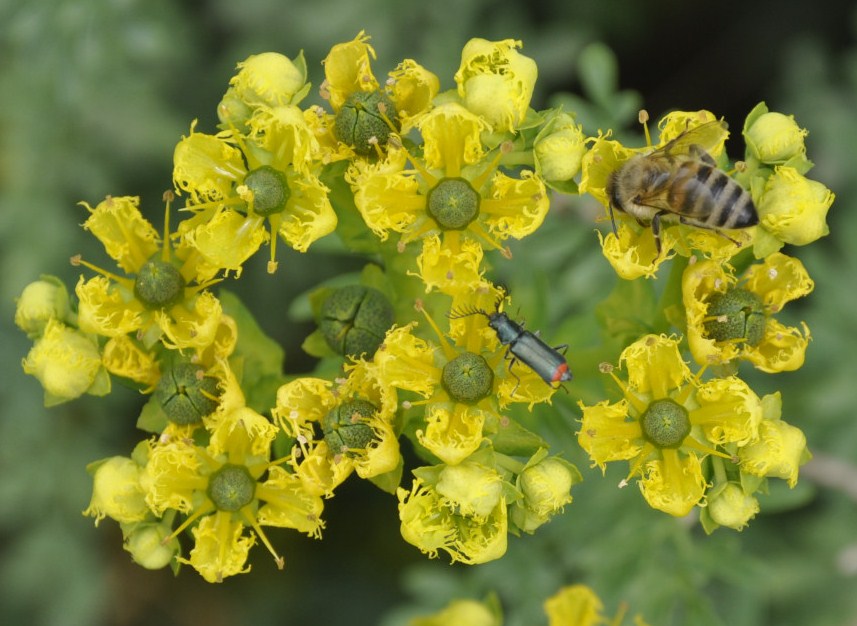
(672, 162, 757, 228)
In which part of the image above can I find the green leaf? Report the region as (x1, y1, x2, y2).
(595, 276, 659, 344)
(578, 42, 618, 106)
(136, 395, 168, 433)
(219, 289, 287, 412)
(368, 458, 404, 495)
(490, 418, 549, 457)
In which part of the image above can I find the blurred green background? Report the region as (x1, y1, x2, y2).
(2, 1, 857, 624)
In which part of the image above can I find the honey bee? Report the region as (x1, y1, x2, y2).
(605, 120, 758, 253)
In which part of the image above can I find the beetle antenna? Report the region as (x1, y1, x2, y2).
(493, 283, 509, 312)
(447, 305, 488, 320)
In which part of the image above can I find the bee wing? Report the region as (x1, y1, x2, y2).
(655, 120, 729, 159)
(632, 186, 687, 216)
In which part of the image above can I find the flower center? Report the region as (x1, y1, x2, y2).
(334, 90, 398, 155)
(640, 398, 691, 449)
(244, 165, 290, 217)
(441, 351, 494, 404)
(207, 464, 256, 512)
(154, 361, 220, 425)
(703, 288, 766, 347)
(427, 177, 480, 230)
(134, 255, 186, 310)
(322, 399, 377, 456)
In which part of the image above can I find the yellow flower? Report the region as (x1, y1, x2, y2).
(322, 31, 380, 112)
(756, 165, 833, 249)
(143, 367, 324, 582)
(272, 361, 401, 497)
(321, 31, 438, 155)
(348, 102, 548, 291)
(174, 114, 335, 273)
(101, 335, 160, 388)
(397, 472, 508, 565)
(545, 584, 650, 626)
(371, 294, 557, 466)
(228, 51, 308, 109)
(325, 31, 439, 124)
(578, 334, 761, 517)
(74, 196, 223, 350)
(409, 599, 499, 626)
(436, 461, 504, 518)
(22, 318, 110, 406)
(454, 38, 537, 132)
(683, 253, 813, 372)
(416, 233, 484, 295)
(544, 585, 603, 626)
(581, 110, 748, 279)
(738, 393, 809, 488)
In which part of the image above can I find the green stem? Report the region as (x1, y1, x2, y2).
(653, 255, 690, 333)
(501, 150, 536, 168)
(494, 452, 526, 475)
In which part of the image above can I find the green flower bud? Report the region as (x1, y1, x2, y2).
(707, 483, 759, 531)
(122, 521, 179, 570)
(322, 399, 377, 456)
(14, 276, 70, 338)
(334, 90, 397, 155)
(244, 165, 290, 217)
(745, 111, 807, 165)
(738, 418, 808, 487)
(154, 361, 220, 425)
(640, 398, 691, 449)
(512, 455, 578, 533)
(217, 87, 253, 129)
(22, 319, 106, 405)
(534, 113, 587, 183)
(207, 464, 256, 512)
(84, 456, 149, 524)
(519, 457, 575, 517)
(758, 166, 833, 246)
(703, 288, 766, 346)
(134, 254, 186, 310)
(427, 177, 480, 230)
(441, 351, 494, 404)
(319, 285, 395, 358)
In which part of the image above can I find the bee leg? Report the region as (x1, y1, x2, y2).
(608, 203, 619, 237)
(678, 216, 742, 246)
(651, 211, 667, 255)
(554, 343, 568, 355)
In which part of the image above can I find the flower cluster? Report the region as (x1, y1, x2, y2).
(14, 31, 826, 584)
(575, 104, 823, 530)
(578, 335, 808, 527)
